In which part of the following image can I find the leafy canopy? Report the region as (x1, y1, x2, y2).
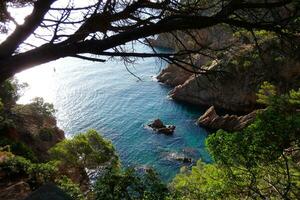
(170, 83, 300, 200)
(49, 129, 119, 173)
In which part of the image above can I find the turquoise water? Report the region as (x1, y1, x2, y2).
(16, 45, 210, 181)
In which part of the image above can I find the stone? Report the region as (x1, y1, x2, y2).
(149, 119, 165, 129)
(197, 106, 257, 132)
(148, 119, 176, 135)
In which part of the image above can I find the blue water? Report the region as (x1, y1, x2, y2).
(16, 45, 210, 181)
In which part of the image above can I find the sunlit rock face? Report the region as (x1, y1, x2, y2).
(169, 41, 300, 112)
(197, 106, 257, 131)
(155, 28, 300, 112)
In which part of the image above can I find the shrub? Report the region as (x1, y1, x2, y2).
(39, 128, 55, 141)
(0, 156, 59, 189)
(49, 129, 120, 175)
(56, 176, 85, 200)
(0, 137, 37, 161)
(30, 97, 56, 117)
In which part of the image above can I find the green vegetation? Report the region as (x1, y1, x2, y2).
(0, 155, 58, 189)
(0, 79, 27, 107)
(49, 129, 119, 173)
(1, 78, 299, 200)
(56, 176, 85, 200)
(0, 137, 37, 161)
(0, 79, 27, 129)
(29, 97, 56, 117)
(170, 83, 300, 199)
(94, 168, 168, 200)
(39, 128, 55, 141)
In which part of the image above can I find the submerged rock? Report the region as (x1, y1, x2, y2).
(197, 106, 257, 132)
(164, 152, 192, 163)
(148, 119, 176, 135)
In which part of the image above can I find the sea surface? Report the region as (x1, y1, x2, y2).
(16, 44, 210, 181)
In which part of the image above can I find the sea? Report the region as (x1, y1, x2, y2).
(16, 44, 210, 182)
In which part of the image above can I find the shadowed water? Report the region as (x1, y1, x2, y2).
(16, 45, 211, 181)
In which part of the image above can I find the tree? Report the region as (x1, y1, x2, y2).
(0, 0, 299, 83)
(170, 84, 300, 199)
(49, 129, 120, 177)
(94, 168, 168, 200)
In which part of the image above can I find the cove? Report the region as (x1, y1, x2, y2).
(16, 44, 210, 182)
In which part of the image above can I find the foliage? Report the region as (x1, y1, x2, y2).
(94, 168, 168, 200)
(0, 154, 85, 199)
(0, 155, 59, 189)
(29, 97, 56, 117)
(49, 129, 120, 176)
(0, 79, 27, 129)
(39, 127, 55, 141)
(170, 161, 233, 200)
(0, 137, 37, 161)
(0, 79, 27, 106)
(256, 81, 277, 105)
(170, 85, 300, 199)
(56, 176, 85, 200)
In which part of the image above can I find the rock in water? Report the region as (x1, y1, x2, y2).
(149, 119, 165, 129)
(148, 119, 176, 135)
(197, 106, 257, 132)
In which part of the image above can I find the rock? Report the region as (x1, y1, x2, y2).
(157, 62, 195, 87)
(148, 119, 175, 135)
(147, 34, 175, 49)
(165, 152, 192, 163)
(177, 156, 192, 163)
(169, 39, 300, 112)
(156, 26, 300, 113)
(197, 106, 257, 131)
(149, 119, 165, 129)
(4, 104, 65, 161)
(149, 25, 233, 51)
(0, 181, 31, 200)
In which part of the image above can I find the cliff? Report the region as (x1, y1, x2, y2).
(4, 103, 65, 161)
(169, 39, 300, 112)
(197, 106, 257, 132)
(155, 31, 300, 113)
(0, 97, 88, 199)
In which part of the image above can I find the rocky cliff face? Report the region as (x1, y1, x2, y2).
(4, 104, 65, 161)
(149, 25, 233, 51)
(0, 102, 90, 198)
(170, 41, 300, 112)
(197, 106, 257, 131)
(156, 31, 300, 112)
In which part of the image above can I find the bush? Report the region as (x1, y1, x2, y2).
(39, 128, 55, 141)
(0, 79, 27, 107)
(56, 176, 84, 200)
(0, 156, 59, 189)
(94, 168, 168, 200)
(0, 137, 37, 161)
(30, 97, 56, 117)
(170, 84, 300, 199)
(49, 129, 120, 175)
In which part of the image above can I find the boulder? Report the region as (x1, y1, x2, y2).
(197, 106, 257, 132)
(148, 119, 176, 135)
